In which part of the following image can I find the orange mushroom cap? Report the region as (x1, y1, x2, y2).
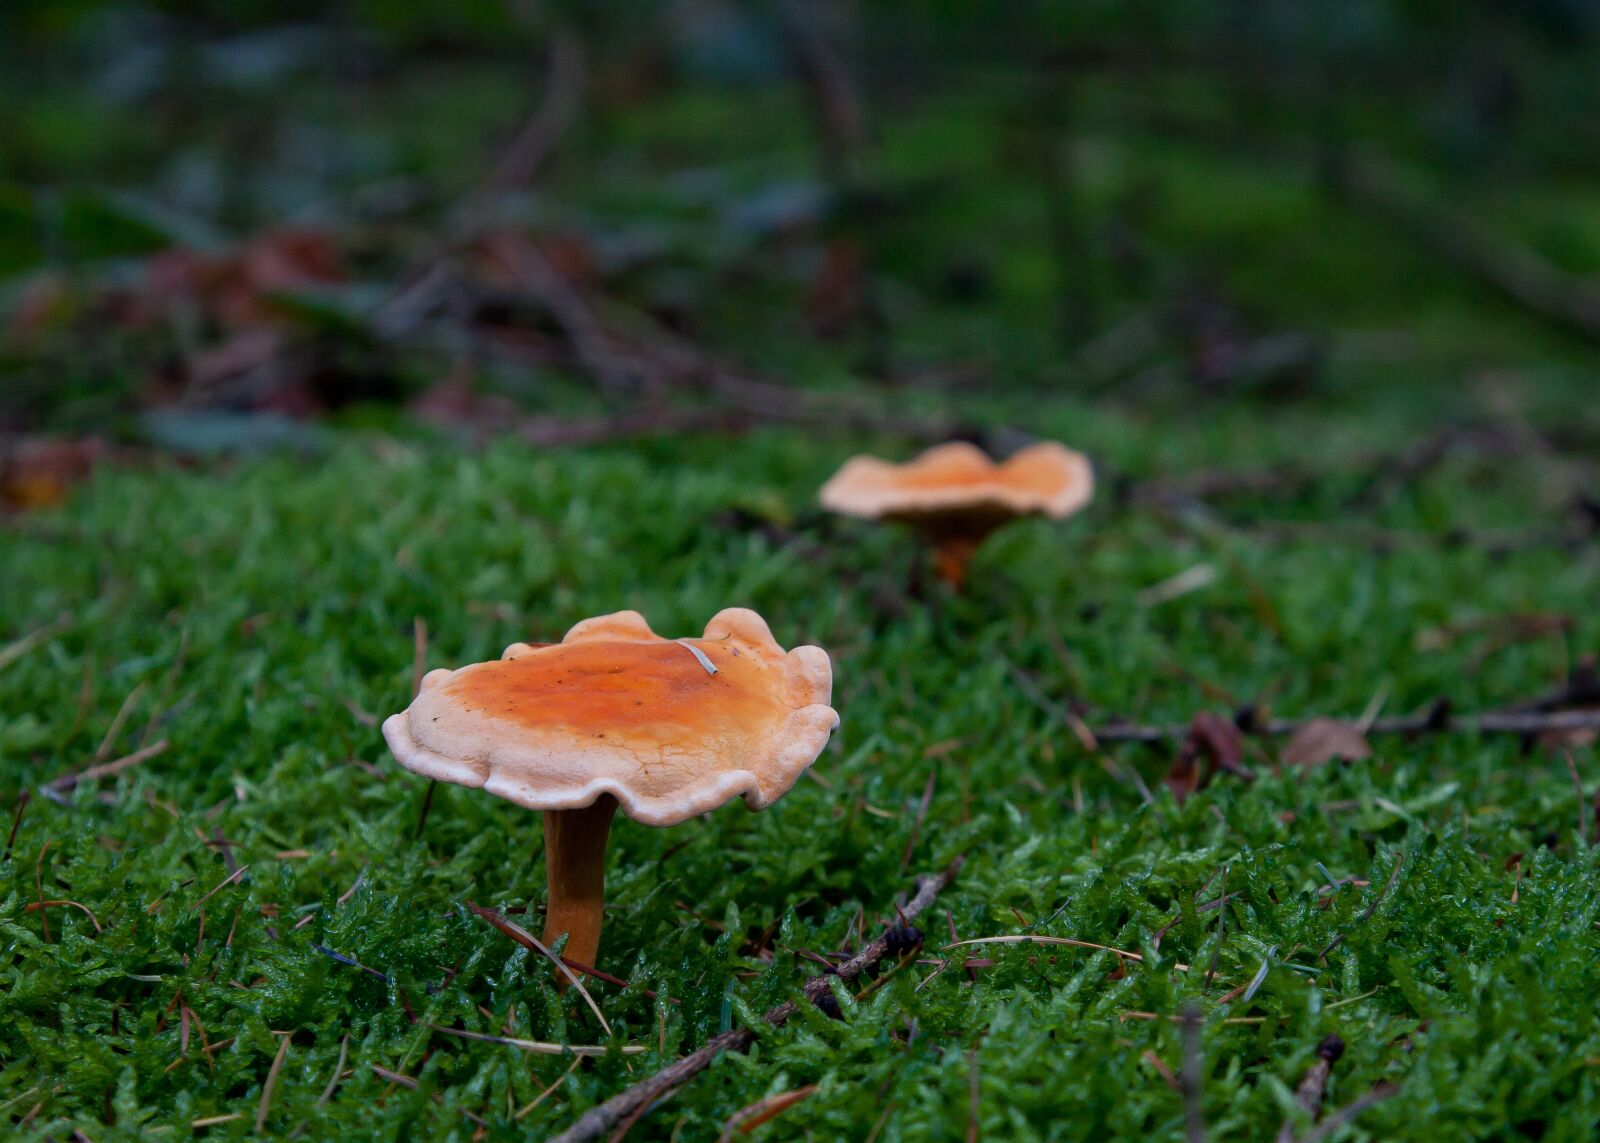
(382, 608, 837, 827)
(819, 440, 1093, 527)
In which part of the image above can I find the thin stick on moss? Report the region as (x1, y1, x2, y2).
(1274, 1035, 1344, 1143)
(547, 856, 965, 1143)
(1564, 752, 1589, 845)
(899, 768, 937, 874)
(310, 944, 387, 983)
(944, 934, 1192, 972)
(33, 839, 53, 943)
(464, 901, 611, 1034)
(515, 1058, 583, 1121)
(193, 864, 250, 908)
(424, 1023, 645, 1056)
(4, 791, 30, 863)
(23, 898, 102, 932)
(718, 1083, 819, 1142)
(1179, 1002, 1206, 1143)
(44, 738, 169, 793)
(94, 680, 148, 762)
(1289, 1081, 1399, 1143)
(255, 1032, 291, 1134)
(372, 1065, 489, 1127)
(1318, 852, 1404, 961)
(0, 613, 71, 673)
(316, 1034, 349, 1107)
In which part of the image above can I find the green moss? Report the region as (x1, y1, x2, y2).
(3, 407, 1597, 1139)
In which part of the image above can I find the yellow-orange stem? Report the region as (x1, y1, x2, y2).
(541, 795, 617, 988)
(932, 536, 980, 591)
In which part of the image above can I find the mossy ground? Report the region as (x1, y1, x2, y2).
(5, 392, 1599, 1139)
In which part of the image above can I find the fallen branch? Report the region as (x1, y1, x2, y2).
(488, 234, 636, 396)
(375, 29, 586, 338)
(778, 0, 866, 177)
(1333, 155, 1600, 348)
(1088, 706, 1600, 745)
(482, 30, 584, 196)
(1128, 112, 1600, 351)
(547, 856, 965, 1143)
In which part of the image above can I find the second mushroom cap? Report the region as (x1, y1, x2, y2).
(819, 440, 1094, 588)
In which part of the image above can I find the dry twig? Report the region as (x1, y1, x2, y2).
(465, 902, 612, 1034)
(1089, 707, 1600, 744)
(547, 857, 965, 1143)
(44, 739, 169, 793)
(255, 1033, 291, 1134)
(1333, 155, 1600, 347)
(1275, 1035, 1345, 1143)
(1179, 1002, 1206, 1143)
(425, 1023, 644, 1057)
(717, 1084, 820, 1141)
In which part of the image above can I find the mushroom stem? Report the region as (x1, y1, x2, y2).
(930, 535, 981, 591)
(541, 795, 618, 987)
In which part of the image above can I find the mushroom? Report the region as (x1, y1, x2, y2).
(382, 608, 837, 979)
(819, 440, 1093, 590)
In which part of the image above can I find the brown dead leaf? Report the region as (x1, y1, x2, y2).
(1164, 747, 1201, 804)
(1165, 711, 1250, 804)
(1281, 718, 1373, 768)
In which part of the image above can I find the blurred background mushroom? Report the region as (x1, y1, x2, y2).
(820, 440, 1094, 590)
(382, 608, 837, 980)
